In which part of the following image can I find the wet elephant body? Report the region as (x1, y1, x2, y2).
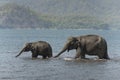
(16, 41, 52, 59)
(54, 35, 109, 59)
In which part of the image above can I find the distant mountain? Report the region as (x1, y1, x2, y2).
(9, 0, 120, 17)
(14, 0, 120, 29)
(0, 3, 53, 29)
(0, 2, 119, 29)
(0, 3, 111, 29)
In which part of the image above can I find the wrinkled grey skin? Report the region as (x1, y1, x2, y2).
(54, 35, 109, 59)
(16, 41, 52, 59)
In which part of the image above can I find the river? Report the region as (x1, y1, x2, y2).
(0, 29, 120, 80)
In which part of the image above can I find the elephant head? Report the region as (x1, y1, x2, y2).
(54, 37, 80, 57)
(15, 43, 32, 57)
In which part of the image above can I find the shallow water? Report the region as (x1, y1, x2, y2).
(0, 29, 120, 80)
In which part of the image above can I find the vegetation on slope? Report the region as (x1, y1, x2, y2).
(0, 3, 110, 29)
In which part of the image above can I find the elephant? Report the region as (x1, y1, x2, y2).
(54, 35, 109, 59)
(16, 41, 53, 59)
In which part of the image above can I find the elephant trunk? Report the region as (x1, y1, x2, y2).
(54, 45, 68, 58)
(15, 48, 24, 57)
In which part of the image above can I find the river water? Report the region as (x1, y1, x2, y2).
(0, 29, 120, 80)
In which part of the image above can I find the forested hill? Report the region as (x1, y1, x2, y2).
(0, 2, 119, 29)
(0, 4, 53, 29)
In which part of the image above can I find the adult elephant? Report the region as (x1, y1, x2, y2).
(54, 35, 109, 59)
(16, 41, 53, 59)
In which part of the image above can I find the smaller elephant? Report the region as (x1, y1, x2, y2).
(54, 35, 109, 59)
(16, 41, 52, 59)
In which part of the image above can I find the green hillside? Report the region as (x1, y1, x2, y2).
(0, 3, 53, 29)
(43, 15, 110, 29)
(0, 3, 111, 29)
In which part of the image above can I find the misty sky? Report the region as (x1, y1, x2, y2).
(0, 0, 120, 17)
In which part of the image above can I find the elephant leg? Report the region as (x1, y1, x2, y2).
(80, 53, 85, 59)
(98, 53, 104, 59)
(32, 53, 38, 58)
(75, 52, 80, 59)
(42, 55, 47, 59)
(48, 53, 52, 58)
(98, 56, 103, 59)
(48, 55, 52, 58)
(75, 47, 85, 59)
(103, 53, 110, 59)
(98, 53, 109, 59)
(103, 49, 110, 59)
(97, 50, 108, 59)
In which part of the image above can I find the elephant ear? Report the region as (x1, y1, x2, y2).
(68, 37, 77, 44)
(67, 37, 80, 52)
(74, 40, 81, 49)
(24, 43, 32, 51)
